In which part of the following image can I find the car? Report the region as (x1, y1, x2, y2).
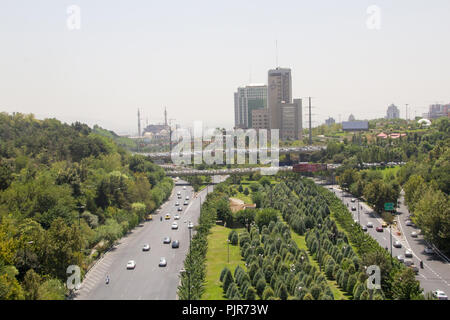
(186, 196, 190, 200)
(432, 290, 448, 300)
(367, 222, 374, 228)
(159, 257, 167, 267)
(177, 191, 181, 195)
(178, 207, 183, 212)
(146, 214, 153, 221)
(362, 226, 368, 232)
(177, 195, 182, 199)
(172, 240, 180, 248)
(376, 226, 383, 232)
(396, 255, 405, 263)
(184, 201, 189, 205)
(409, 264, 419, 274)
(403, 258, 414, 266)
(188, 222, 194, 229)
(174, 214, 180, 220)
(381, 222, 388, 228)
(351, 206, 356, 211)
(405, 249, 413, 258)
(393, 241, 402, 248)
(171, 222, 178, 230)
(405, 220, 414, 226)
(424, 247, 434, 254)
(411, 231, 418, 238)
(175, 202, 180, 206)
(165, 214, 171, 220)
(351, 198, 356, 203)
(126, 260, 136, 269)
(183, 186, 186, 190)
(163, 237, 171, 244)
(142, 244, 150, 251)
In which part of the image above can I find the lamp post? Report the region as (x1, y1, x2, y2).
(357, 198, 360, 225)
(23, 240, 34, 271)
(389, 223, 393, 262)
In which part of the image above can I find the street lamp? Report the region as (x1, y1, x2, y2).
(357, 199, 360, 225)
(23, 240, 34, 271)
(389, 223, 393, 262)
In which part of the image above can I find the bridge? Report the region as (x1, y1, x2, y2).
(138, 145, 326, 160)
(163, 161, 406, 177)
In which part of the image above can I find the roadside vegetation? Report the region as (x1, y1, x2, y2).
(0, 113, 173, 299)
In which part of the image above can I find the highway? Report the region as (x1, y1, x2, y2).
(74, 176, 226, 300)
(314, 179, 450, 297)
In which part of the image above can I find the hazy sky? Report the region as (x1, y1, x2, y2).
(1, 0, 449, 134)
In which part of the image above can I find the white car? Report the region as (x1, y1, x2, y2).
(433, 290, 448, 300)
(188, 222, 194, 229)
(175, 202, 180, 206)
(159, 257, 167, 267)
(177, 191, 181, 195)
(183, 186, 186, 190)
(396, 255, 405, 263)
(393, 241, 402, 248)
(174, 214, 180, 220)
(411, 231, 418, 238)
(405, 249, 413, 258)
(171, 222, 178, 230)
(367, 222, 374, 228)
(142, 244, 150, 251)
(186, 196, 190, 200)
(424, 247, 434, 254)
(126, 260, 136, 269)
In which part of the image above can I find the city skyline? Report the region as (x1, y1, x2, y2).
(1, 1, 449, 134)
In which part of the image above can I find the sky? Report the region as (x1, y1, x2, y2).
(0, 0, 449, 135)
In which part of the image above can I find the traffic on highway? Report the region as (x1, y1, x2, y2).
(74, 176, 226, 300)
(315, 179, 449, 299)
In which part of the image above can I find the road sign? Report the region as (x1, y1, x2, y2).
(384, 203, 394, 211)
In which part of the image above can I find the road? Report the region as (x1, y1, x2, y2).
(313, 179, 450, 297)
(74, 175, 227, 300)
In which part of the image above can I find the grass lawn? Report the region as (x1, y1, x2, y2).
(363, 166, 400, 179)
(203, 225, 246, 300)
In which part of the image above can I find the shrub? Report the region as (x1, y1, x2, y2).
(246, 286, 257, 300)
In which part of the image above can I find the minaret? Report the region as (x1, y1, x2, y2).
(137, 108, 141, 137)
(164, 107, 168, 126)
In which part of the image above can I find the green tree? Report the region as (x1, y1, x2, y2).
(391, 268, 423, 300)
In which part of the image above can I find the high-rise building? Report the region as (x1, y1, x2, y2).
(268, 68, 292, 130)
(234, 84, 267, 129)
(325, 117, 336, 126)
(251, 108, 269, 130)
(280, 99, 302, 140)
(426, 103, 450, 119)
(386, 104, 400, 119)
